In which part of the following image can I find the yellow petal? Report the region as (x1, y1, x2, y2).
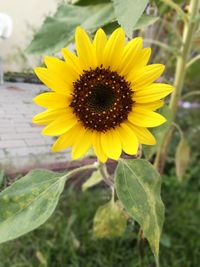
(33, 92, 71, 109)
(133, 83, 174, 103)
(51, 124, 80, 152)
(101, 130, 122, 160)
(42, 114, 77, 136)
(93, 28, 107, 66)
(32, 108, 69, 125)
(118, 123, 139, 155)
(75, 26, 97, 70)
(128, 107, 166, 127)
(44, 56, 78, 80)
(61, 48, 83, 74)
(117, 37, 143, 76)
(128, 64, 165, 90)
(103, 28, 125, 70)
(128, 123, 156, 145)
(133, 100, 164, 111)
(72, 127, 93, 159)
(93, 132, 108, 163)
(134, 47, 151, 69)
(34, 68, 72, 96)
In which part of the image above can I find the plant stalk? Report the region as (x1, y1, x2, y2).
(64, 163, 98, 181)
(154, 0, 199, 172)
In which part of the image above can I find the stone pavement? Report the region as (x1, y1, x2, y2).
(0, 82, 71, 174)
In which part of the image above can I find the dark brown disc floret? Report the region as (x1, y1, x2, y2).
(70, 66, 134, 132)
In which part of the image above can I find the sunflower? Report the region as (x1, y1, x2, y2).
(33, 27, 174, 163)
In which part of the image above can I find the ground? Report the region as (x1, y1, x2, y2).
(0, 82, 71, 174)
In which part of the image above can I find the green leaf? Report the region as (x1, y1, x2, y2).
(93, 201, 127, 238)
(82, 170, 103, 192)
(133, 14, 159, 30)
(175, 137, 190, 181)
(27, 3, 115, 55)
(112, 0, 148, 37)
(115, 159, 165, 262)
(0, 169, 67, 244)
(103, 14, 159, 34)
(143, 105, 172, 160)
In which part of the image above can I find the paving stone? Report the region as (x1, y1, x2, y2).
(0, 82, 72, 174)
(5, 147, 31, 157)
(0, 127, 16, 133)
(0, 140, 26, 149)
(25, 138, 47, 146)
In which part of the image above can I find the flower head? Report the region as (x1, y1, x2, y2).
(33, 27, 174, 162)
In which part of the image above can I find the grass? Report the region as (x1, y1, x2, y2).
(0, 168, 199, 267)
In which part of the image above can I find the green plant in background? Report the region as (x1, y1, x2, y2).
(0, 1, 199, 267)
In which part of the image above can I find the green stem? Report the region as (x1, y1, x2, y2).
(172, 122, 184, 139)
(144, 38, 179, 56)
(154, 0, 199, 172)
(64, 163, 98, 181)
(182, 90, 200, 100)
(161, 0, 189, 24)
(99, 162, 114, 187)
(186, 54, 200, 69)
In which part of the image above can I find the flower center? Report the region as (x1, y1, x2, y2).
(70, 66, 133, 132)
(87, 85, 116, 113)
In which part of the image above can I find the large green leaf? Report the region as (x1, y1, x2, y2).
(27, 3, 115, 55)
(133, 14, 159, 30)
(115, 159, 165, 262)
(143, 105, 172, 160)
(93, 201, 127, 238)
(103, 14, 159, 34)
(112, 0, 148, 37)
(0, 169, 67, 244)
